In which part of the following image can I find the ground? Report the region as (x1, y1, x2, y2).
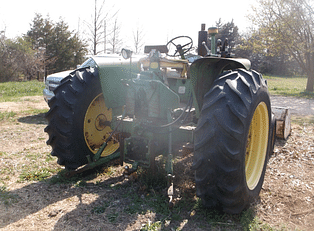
(0, 95, 313, 230)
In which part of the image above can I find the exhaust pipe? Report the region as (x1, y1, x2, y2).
(198, 24, 208, 56)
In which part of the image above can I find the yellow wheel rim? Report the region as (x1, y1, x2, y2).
(84, 93, 119, 157)
(245, 102, 269, 190)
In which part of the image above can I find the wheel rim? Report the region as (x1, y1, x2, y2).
(84, 93, 119, 157)
(245, 102, 269, 190)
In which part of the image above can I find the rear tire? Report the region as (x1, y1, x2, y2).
(193, 69, 272, 214)
(45, 67, 119, 170)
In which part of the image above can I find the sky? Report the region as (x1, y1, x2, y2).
(0, 0, 257, 53)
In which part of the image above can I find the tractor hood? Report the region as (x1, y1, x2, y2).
(87, 55, 142, 110)
(92, 55, 142, 67)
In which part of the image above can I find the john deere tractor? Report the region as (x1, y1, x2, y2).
(45, 24, 274, 214)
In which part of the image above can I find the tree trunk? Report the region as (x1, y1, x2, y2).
(306, 56, 314, 92)
(306, 74, 314, 92)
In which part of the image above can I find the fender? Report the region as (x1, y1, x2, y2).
(91, 56, 142, 110)
(190, 56, 251, 113)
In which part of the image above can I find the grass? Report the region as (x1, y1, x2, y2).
(0, 185, 19, 206)
(291, 115, 314, 126)
(141, 221, 162, 231)
(0, 80, 45, 102)
(264, 75, 314, 98)
(0, 77, 312, 102)
(106, 211, 119, 223)
(91, 201, 110, 214)
(18, 167, 58, 182)
(0, 111, 17, 121)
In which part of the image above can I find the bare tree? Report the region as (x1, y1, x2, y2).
(85, 0, 118, 55)
(108, 18, 122, 54)
(251, 0, 314, 92)
(133, 23, 145, 54)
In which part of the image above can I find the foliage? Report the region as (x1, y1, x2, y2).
(248, 0, 314, 92)
(0, 14, 87, 82)
(0, 36, 38, 82)
(214, 19, 299, 77)
(236, 31, 301, 76)
(49, 20, 87, 72)
(19, 168, 53, 182)
(140, 221, 162, 231)
(216, 18, 241, 51)
(26, 13, 88, 76)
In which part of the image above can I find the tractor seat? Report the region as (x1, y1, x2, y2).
(140, 57, 189, 78)
(141, 45, 189, 78)
(144, 45, 168, 54)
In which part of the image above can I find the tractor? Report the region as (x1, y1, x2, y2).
(45, 24, 275, 214)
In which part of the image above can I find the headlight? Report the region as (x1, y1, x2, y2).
(121, 48, 132, 59)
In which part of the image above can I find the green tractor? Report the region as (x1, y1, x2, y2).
(45, 24, 275, 214)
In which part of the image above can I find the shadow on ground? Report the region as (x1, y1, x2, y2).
(18, 113, 47, 125)
(0, 157, 256, 230)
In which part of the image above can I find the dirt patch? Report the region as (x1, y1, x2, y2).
(258, 124, 314, 230)
(0, 96, 313, 230)
(271, 95, 314, 116)
(0, 96, 49, 113)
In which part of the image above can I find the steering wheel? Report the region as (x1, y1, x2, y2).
(166, 36, 193, 57)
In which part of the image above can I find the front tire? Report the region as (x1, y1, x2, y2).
(193, 69, 272, 214)
(45, 67, 119, 170)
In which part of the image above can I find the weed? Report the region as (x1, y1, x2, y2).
(19, 167, 55, 182)
(75, 180, 87, 187)
(91, 201, 110, 214)
(22, 108, 48, 116)
(146, 193, 170, 215)
(140, 220, 162, 231)
(48, 169, 82, 184)
(45, 153, 55, 162)
(122, 167, 171, 216)
(0, 185, 19, 206)
(106, 211, 119, 223)
(240, 208, 257, 230)
(124, 193, 145, 214)
(239, 208, 283, 230)
(102, 166, 115, 177)
(48, 169, 96, 187)
(292, 115, 314, 126)
(0, 111, 16, 121)
(137, 167, 168, 191)
(0, 164, 15, 177)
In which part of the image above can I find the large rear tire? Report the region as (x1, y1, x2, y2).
(193, 69, 272, 214)
(45, 67, 119, 170)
